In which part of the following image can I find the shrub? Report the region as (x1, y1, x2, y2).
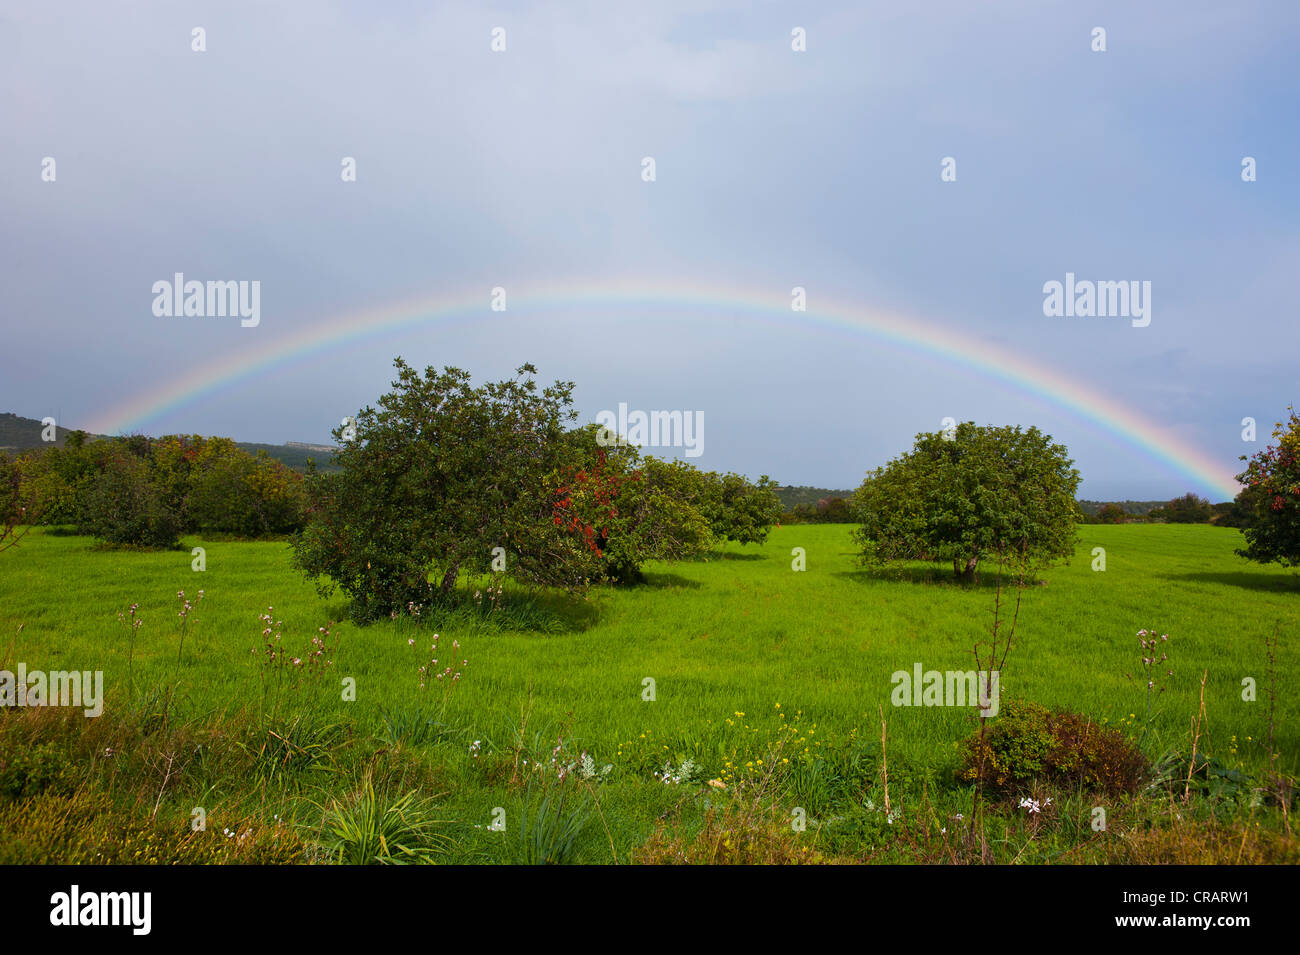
(76, 452, 181, 548)
(1161, 492, 1213, 524)
(700, 471, 784, 546)
(183, 441, 306, 536)
(958, 700, 1148, 795)
(633, 796, 842, 864)
(1095, 503, 1127, 524)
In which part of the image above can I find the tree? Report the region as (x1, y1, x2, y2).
(291, 359, 605, 623)
(700, 472, 783, 546)
(182, 439, 305, 536)
(1096, 503, 1127, 524)
(555, 430, 714, 583)
(76, 451, 182, 548)
(853, 422, 1081, 582)
(1161, 492, 1212, 524)
(1235, 406, 1300, 568)
(0, 452, 32, 553)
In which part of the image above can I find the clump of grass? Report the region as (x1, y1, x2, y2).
(239, 713, 348, 787)
(958, 699, 1148, 795)
(313, 773, 455, 864)
(512, 788, 592, 865)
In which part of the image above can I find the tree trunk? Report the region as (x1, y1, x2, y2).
(439, 561, 460, 596)
(954, 556, 978, 583)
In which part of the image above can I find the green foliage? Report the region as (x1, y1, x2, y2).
(315, 776, 454, 864)
(0, 452, 30, 552)
(854, 422, 1081, 580)
(291, 359, 601, 622)
(182, 439, 306, 535)
(513, 788, 592, 865)
(1235, 406, 1300, 567)
(1150, 492, 1212, 524)
(958, 700, 1149, 795)
(1094, 502, 1127, 524)
(787, 495, 855, 524)
(76, 451, 183, 548)
(14, 433, 305, 543)
(0, 790, 308, 864)
(568, 444, 716, 583)
(239, 714, 345, 786)
(702, 472, 783, 545)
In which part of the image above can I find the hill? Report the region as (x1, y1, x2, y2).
(0, 412, 339, 473)
(774, 485, 853, 511)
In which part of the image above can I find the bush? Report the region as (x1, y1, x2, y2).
(1160, 492, 1213, 524)
(76, 452, 181, 548)
(315, 776, 455, 864)
(183, 440, 305, 536)
(958, 700, 1148, 795)
(701, 471, 783, 545)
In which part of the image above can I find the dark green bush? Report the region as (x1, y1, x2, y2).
(958, 699, 1148, 795)
(76, 452, 181, 547)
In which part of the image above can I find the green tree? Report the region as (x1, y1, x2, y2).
(0, 452, 31, 553)
(76, 451, 182, 548)
(1162, 492, 1213, 524)
(1096, 503, 1127, 524)
(291, 359, 603, 623)
(555, 431, 714, 583)
(182, 438, 305, 536)
(853, 422, 1081, 582)
(700, 472, 783, 546)
(1235, 406, 1300, 568)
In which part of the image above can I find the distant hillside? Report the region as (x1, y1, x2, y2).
(1077, 499, 1171, 517)
(0, 412, 339, 473)
(0, 412, 106, 451)
(234, 442, 339, 471)
(774, 485, 853, 510)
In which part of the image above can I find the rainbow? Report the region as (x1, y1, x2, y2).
(86, 278, 1241, 499)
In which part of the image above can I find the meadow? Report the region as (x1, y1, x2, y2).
(1, 522, 1296, 864)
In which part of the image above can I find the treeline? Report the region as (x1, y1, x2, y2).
(2, 432, 308, 546)
(781, 495, 855, 524)
(1079, 492, 1247, 526)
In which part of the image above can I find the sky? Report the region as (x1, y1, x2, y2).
(2, 0, 1297, 501)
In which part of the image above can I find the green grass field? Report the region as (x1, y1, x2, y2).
(1, 523, 1297, 864)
